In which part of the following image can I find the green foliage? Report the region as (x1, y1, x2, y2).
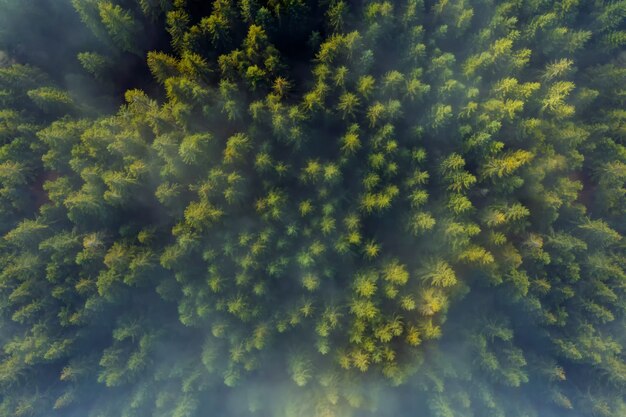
(27, 87, 74, 114)
(77, 51, 110, 79)
(0, 1, 624, 417)
(98, 2, 143, 53)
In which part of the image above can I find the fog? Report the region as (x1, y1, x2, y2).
(0, 1, 624, 417)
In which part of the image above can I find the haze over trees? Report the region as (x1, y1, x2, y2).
(0, 1, 624, 416)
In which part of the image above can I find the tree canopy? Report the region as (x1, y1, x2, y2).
(0, 1, 624, 417)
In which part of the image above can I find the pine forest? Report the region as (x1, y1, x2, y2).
(0, 1, 624, 416)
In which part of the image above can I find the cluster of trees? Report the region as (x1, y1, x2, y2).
(0, 0, 624, 416)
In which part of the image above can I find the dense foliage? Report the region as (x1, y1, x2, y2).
(0, 0, 625, 416)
